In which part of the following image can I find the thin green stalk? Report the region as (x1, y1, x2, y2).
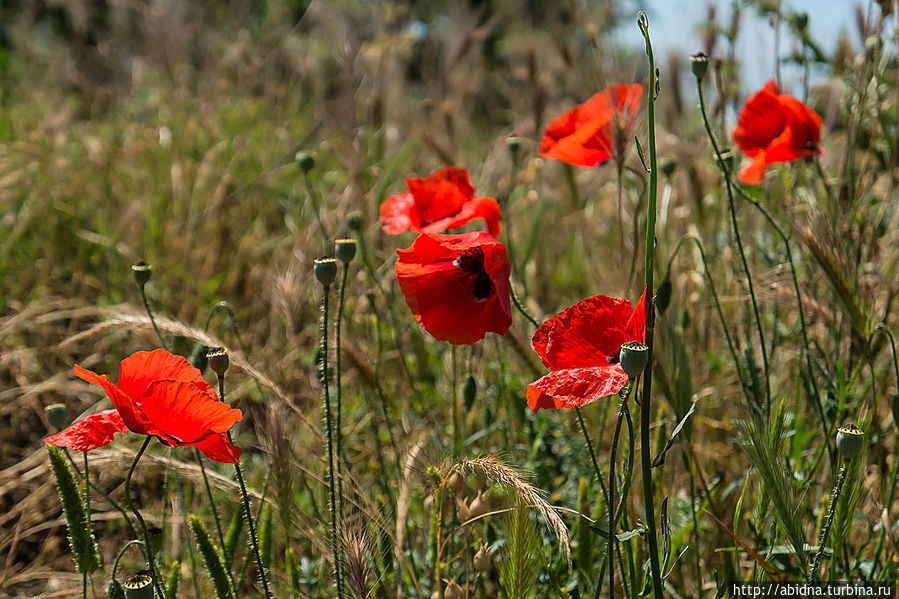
(63, 448, 136, 539)
(508, 284, 539, 329)
(195, 447, 234, 593)
(303, 177, 330, 243)
(320, 289, 344, 597)
(575, 407, 611, 522)
(637, 13, 664, 598)
(218, 376, 273, 599)
(138, 283, 169, 352)
(83, 452, 89, 599)
(451, 345, 459, 458)
(123, 437, 167, 599)
(111, 540, 145, 582)
(696, 71, 771, 411)
(810, 464, 848, 580)
(608, 395, 625, 599)
(335, 263, 350, 513)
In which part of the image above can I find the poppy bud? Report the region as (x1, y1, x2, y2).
(445, 581, 463, 599)
(335, 238, 357, 264)
(45, 403, 69, 430)
(690, 52, 709, 82)
(473, 544, 491, 572)
(122, 571, 154, 599)
(189, 343, 209, 372)
(347, 211, 363, 232)
(295, 151, 315, 174)
(795, 11, 808, 32)
(146, 526, 163, 557)
(107, 579, 126, 599)
(836, 423, 864, 459)
(314, 257, 338, 287)
(206, 347, 229, 378)
(659, 156, 677, 178)
(655, 279, 672, 314)
(619, 341, 649, 380)
(506, 136, 522, 163)
(463, 375, 476, 409)
(131, 262, 152, 287)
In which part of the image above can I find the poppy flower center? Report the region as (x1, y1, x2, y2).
(453, 248, 493, 301)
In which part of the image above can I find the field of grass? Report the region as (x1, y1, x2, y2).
(0, 1, 897, 598)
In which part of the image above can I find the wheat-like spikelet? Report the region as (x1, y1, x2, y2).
(455, 455, 570, 558)
(342, 526, 373, 599)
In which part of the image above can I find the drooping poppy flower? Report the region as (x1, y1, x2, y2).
(380, 167, 502, 237)
(395, 231, 512, 345)
(73, 349, 243, 463)
(540, 83, 644, 168)
(44, 409, 128, 452)
(733, 80, 822, 185)
(527, 288, 646, 412)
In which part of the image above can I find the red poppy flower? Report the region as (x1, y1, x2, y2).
(73, 349, 243, 463)
(527, 289, 646, 412)
(733, 80, 822, 185)
(395, 231, 512, 345)
(44, 409, 128, 452)
(380, 167, 502, 237)
(540, 83, 644, 168)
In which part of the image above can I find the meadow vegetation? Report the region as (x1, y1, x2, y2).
(0, 0, 897, 597)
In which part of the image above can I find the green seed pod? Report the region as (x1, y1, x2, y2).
(146, 526, 163, 558)
(295, 151, 315, 174)
(131, 262, 152, 287)
(659, 156, 677, 178)
(45, 403, 69, 430)
(314, 257, 338, 286)
(206, 347, 229, 379)
(106, 579, 126, 599)
(795, 11, 808, 32)
(335, 238, 357, 264)
(165, 561, 180, 599)
(619, 341, 649, 380)
(122, 571, 154, 599)
(463, 375, 477, 410)
(347, 211, 363, 232)
(836, 423, 864, 459)
(655, 279, 672, 314)
(506, 136, 522, 164)
(46, 445, 100, 574)
(189, 514, 235, 599)
(189, 343, 209, 373)
(690, 52, 709, 81)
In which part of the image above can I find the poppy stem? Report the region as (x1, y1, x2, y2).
(137, 281, 169, 352)
(508, 284, 539, 329)
(335, 262, 350, 516)
(82, 451, 90, 599)
(217, 376, 274, 599)
(695, 66, 771, 413)
(320, 287, 345, 598)
(574, 406, 611, 516)
(810, 463, 848, 581)
(123, 436, 167, 599)
(637, 12, 665, 599)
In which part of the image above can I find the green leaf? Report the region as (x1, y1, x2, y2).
(635, 137, 650, 172)
(652, 401, 697, 467)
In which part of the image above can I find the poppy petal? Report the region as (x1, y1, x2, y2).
(189, 432, 242, 464)
(526, 366, 629, 412)
(531, 293, 641, 370)
(74, 364, 152, 435)
(405, 166, 474, 223)
(44, 409, 128, 452)
(380, 192, 419, 234)
(737, 152, 769, 185)
(117, 349, 217, 401)
(395, 232, 511, 345)
(733, 80, 787, 155)
(140, 380, 242, 444)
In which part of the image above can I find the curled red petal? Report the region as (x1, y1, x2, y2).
(44, 409, 128, 452)
(532, 291, 643, 370)
(405, 166, 474, 224)
(74, 364, 152, 435)
(141, 379, 242, 445)
(526, 366, 629, 412)
(733, 80, 786, 155)
(189, 432, 242, 464)
(117, 349, 216, 402)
